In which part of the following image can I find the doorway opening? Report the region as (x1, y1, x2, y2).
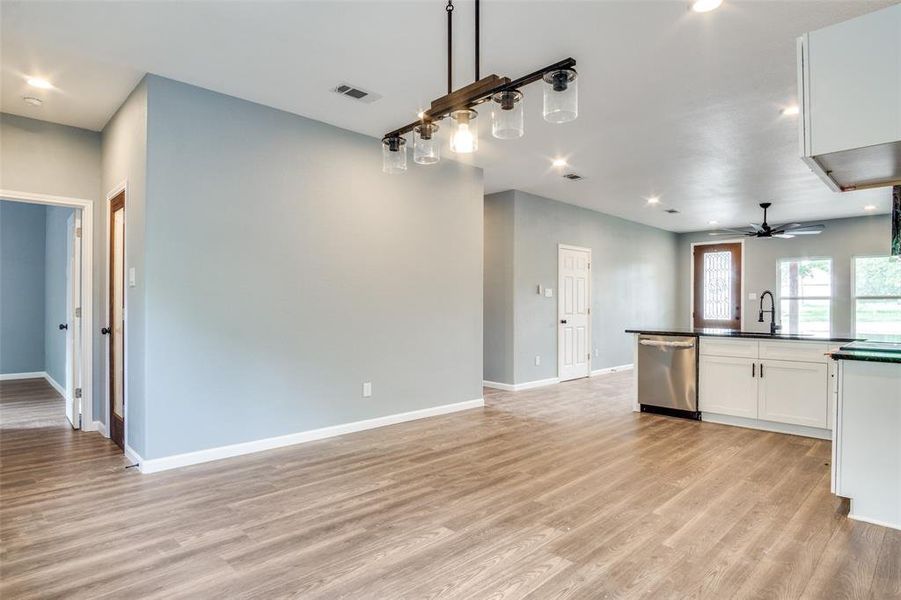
(557, 244, 592, 382)
(0, 190, 94, 430)
(691, 240, 744, 330)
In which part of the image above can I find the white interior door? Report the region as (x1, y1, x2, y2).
(65, 212, 82, 429)
(558, 245, 591, 381)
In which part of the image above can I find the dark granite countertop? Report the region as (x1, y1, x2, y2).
(828, 349, 901, 364)
(625, 327, 860, 343)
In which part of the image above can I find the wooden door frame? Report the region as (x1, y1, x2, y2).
(690, 238, 746, 331)
(557, 244, 592, 380)
(104, 182, 129, 453)
(0, 188, 94, 430)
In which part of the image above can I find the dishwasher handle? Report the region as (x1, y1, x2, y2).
(639, 339, 695, 349)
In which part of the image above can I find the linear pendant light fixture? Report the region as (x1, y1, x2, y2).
(382, 0, 578, 174)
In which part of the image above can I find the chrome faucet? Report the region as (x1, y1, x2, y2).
(758, 290, 780, 335)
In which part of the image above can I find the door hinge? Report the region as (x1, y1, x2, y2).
(75, 307, 82, 318)
(588, 307, 591, 315)
(74, 388, 82, 399)
(75, 227, 82, 238)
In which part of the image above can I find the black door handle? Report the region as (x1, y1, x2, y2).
(58, 323, 68, 330)
(560, 319, 568, 324)
(101, 327, 111, 335)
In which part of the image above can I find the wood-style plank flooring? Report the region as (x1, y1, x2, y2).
(1, 374, 899, 599)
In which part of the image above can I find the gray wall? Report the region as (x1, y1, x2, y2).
(101, 79, 148, 453)
(44, 206, 74, 386)
(0, 113, 102, 407)
(676, 214, 893, 335)
(140, 75, 483, 459)
(484, 190, 680, 385)
(0, 201, 46, 374)
(483, 191, 515, 383)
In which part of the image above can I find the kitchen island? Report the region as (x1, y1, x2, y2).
(627, 328, 858, 440)
(828, 342, 900, 530)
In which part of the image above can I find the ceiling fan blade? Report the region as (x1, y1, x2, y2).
(750, 222, 764, 232)
(789, 229, 824, 235)
(777, 223, 804, 230)
(708, 228, 754, 236)
(773, 233, 795, 239)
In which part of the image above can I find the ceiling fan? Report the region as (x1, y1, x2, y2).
(709, 202, 825, 239)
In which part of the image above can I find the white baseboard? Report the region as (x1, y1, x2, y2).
(701, 412, 831, 440)
(137, 397, 485, 474)
(44, 373, 66, 398)
(0, 371, 46, 381)
(88, 420, 108, 437)
(482, 378, 559, 392)
(124, 444, 143, 466)
(848, 503, 901, 531)
(591, 364, 633, 377)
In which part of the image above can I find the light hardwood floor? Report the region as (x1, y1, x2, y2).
(1, 374, 898, 599)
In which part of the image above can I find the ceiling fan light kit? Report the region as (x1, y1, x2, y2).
(382, 0, 578, 174)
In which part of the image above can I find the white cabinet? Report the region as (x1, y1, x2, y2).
(758, 360, 828, 428)
(797, 3, 901, 191)
(699, 338, 832, 438)
(700, 356, 757, 419)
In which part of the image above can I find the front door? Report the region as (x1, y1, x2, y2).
(108, 192, 126, 449)
(558, 245, 591, 381)
(693, 242, 742, 330)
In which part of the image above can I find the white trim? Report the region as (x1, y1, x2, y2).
(557, 244, 592, 382)
(689, 238, 746, 331)
(124, 444, 142, 466)
(88, 420, 108, 437)
(0, 371, 47, 381)
(483, 378, 559, 392)
(45, 373, 66, 398)
(701, 412, 831, 440)
(591, 364, 633, 377)
(137, 398, 485, 474)
(0, 189, 94, 430)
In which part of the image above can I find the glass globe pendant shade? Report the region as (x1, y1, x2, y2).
(542, 68, 578, 124)
(449, 109, 478, 154)
(413, 122, 440, 165)
(381, 136, 407, 174)
(491, 90, 524, 139)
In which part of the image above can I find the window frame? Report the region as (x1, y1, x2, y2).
(776, 256, 834, 334)
(851, 254, 901, 338)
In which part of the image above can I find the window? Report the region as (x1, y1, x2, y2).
(778, 258, 832, 335)
(853, 256, 901, 340)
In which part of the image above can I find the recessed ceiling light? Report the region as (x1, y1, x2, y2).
(417, 111, 425, 119)
(864, 204, 876, 211)
(23, 96, 43, 107)
(691, 0, 722, 13)
(647, 196, 660, 205)
(552, 158, 567, 168)
(708, 220, 718, 225)
(781, 105, 800, 116)
(26, 77, 53, 89)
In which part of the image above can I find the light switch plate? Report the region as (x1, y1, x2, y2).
(544, 288, 553, 298)
(535, 356, 541, 366)
(748, 292, 757, 300)
(362, 382, 372, 397)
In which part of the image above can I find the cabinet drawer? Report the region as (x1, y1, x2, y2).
(758, 340, 830, 363)
(699, 338, 758, 359)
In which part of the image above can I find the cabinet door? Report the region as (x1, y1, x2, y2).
(758, 360, 828, 428)
(699, 356, 757, 418)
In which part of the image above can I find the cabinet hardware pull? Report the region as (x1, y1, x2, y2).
(752, 363, 756, 378)
(760, 363, 764, 378)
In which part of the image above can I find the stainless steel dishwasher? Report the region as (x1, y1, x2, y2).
(637, 334, 700, 419)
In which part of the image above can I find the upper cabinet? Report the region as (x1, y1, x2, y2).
(797, 4, 901, 192)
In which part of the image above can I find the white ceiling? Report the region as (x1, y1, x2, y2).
(1, 0, 896, 232)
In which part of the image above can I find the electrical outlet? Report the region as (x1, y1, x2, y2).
(748, 292, 758, 300)
(535, 356, 541, 366)
(362, 382, 372, 397)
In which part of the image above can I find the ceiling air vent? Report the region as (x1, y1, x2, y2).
(332, 83, 382, 104)
(562, 173, 583, 180)
(665, 208, 680, 214)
